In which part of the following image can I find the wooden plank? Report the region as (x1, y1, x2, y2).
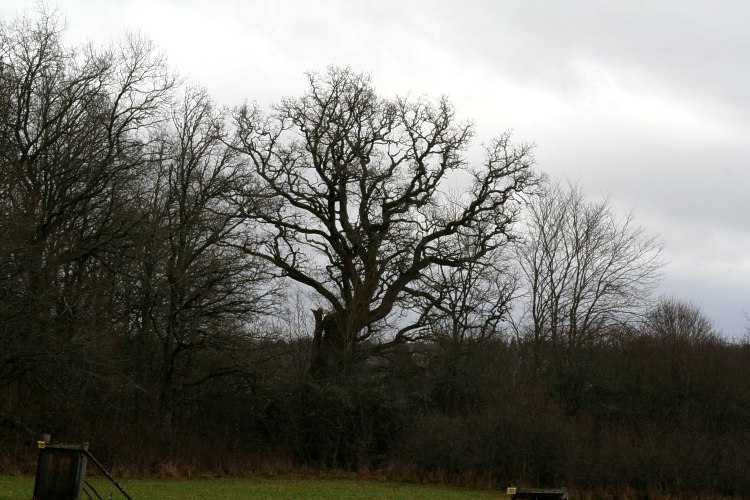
(507, 486, 569, 499)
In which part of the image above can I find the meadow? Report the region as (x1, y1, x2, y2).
(0, 476, 508, 499)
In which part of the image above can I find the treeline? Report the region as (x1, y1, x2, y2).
(2, 10, 749, 497)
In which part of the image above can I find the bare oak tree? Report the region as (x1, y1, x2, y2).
(234, 68, 534, 375)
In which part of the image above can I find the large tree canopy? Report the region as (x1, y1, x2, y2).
(234, 68, 535, 374)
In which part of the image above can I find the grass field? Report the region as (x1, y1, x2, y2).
(0, 475, 509, 499)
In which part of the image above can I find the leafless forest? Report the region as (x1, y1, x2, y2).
(2, 10, 750, 496)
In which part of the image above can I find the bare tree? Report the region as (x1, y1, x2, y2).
(0, 9, 174, 393)
(515, 181, 663, 367)
(642, 297, 717, 345)
(122, 86, 279, 430)
(234, 68, 535, 375)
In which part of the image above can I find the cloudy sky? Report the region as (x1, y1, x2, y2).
(3, 0, 749, 336)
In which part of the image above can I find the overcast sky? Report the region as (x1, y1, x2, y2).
(3, 0, 749, 336)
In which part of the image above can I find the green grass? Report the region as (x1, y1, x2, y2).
(0, 475, 509, 499)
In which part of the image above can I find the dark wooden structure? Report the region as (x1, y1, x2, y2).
(33, 443, 88, 500)
(506, 486, 569, 499)
(33, 438, 132, 500)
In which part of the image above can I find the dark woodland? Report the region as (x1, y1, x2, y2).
(2, 11, 750, 497)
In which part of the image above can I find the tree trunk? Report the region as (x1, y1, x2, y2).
(310, 309, 354, 377)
